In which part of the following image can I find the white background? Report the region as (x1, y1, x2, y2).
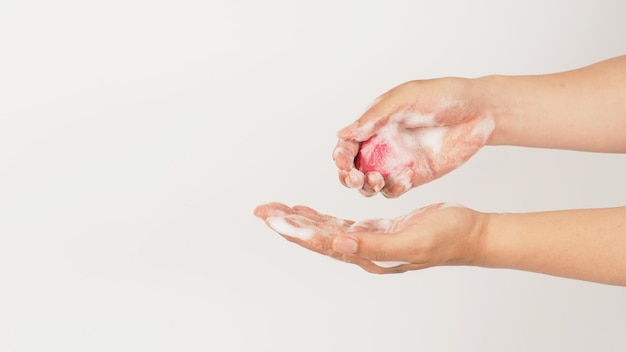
(1, 1, 626, 351)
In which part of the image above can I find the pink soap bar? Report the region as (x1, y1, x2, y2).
(355, 138, 390, 176)
(355, 134, 413, 178)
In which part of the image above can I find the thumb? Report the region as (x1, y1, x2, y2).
(337, 81, 435, 141)
(336, 94, 396, 142)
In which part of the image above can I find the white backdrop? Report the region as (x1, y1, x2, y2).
(1, 1, 626, 351)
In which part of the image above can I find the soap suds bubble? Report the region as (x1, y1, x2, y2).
(267, 216, 316, 241)
(371, 260, 411, 268)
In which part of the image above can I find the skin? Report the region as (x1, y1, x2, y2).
(333, 77, 496, 197)
(254, 202, 483, 273)
(255, 55, 626, 286)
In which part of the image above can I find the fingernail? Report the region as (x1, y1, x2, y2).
(332, 146, 341, 161)
(346, 168, 362, 188)
(333, 236, 358, 254)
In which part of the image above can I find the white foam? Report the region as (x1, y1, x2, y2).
(471, 116, 495, 141)
(266, 216, 316, 241)
(390, 109, 435, 127)
(417, 127, 446, 156)
(372, 260, 411, 268)
(353, 120, 376, 141)
(350, 218, 394, 231)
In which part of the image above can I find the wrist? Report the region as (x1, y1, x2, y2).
(472, 212, 523, 270)
(465, 209, 492, 267)
(473, 75, 521, 147)
(438, 205, 491, 267)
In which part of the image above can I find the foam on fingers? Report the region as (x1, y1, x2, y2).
(266, 216, 316, 241)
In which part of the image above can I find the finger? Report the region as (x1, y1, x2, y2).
(338, 81, 445, 142)
(253, 202, 293, 220)
(364, 171, 384, 193)
(293, 205, 357, 230)
(291, 204, 318, 213)
(353, 260, 408, 274)
(337, 167, 365, 189)
(275, 224, 370, 270)
(337, 169, 349, 187)
(255, 205, 404, 270)
(358, 187, 377, 197)
(265, 214, 319, 242)
(291, 205, 327, 223)
(258, 210, 409, 271)
(357, 172, 380, 197)
(332, 139, 360, 170)
(257, 204, 353, 245)
(336, 90, 399, 141)
(345, 168, 365, 189)
(380, 167, 414, 198)
(348, 218, 393, 233)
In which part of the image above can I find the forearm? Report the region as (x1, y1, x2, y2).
(483, 55, 626, 152)
(477, 206, 626, 286)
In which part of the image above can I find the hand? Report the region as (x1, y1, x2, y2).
(333, 78, 499, 198)
(253, 202, 486, 274)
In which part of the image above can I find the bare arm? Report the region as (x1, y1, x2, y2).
(255, 202, 626, 286)
(479, 206, 626, 286)
(486, 55, 626, 152)
(474, 56, 626, 284)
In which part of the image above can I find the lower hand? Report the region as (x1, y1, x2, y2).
(253, 202, 486, 273)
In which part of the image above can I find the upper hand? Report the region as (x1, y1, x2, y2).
(333, 78, 497, 198)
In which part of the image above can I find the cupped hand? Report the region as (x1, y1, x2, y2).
(333, 78, 498, 198)
(253, 202, 486, 273)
